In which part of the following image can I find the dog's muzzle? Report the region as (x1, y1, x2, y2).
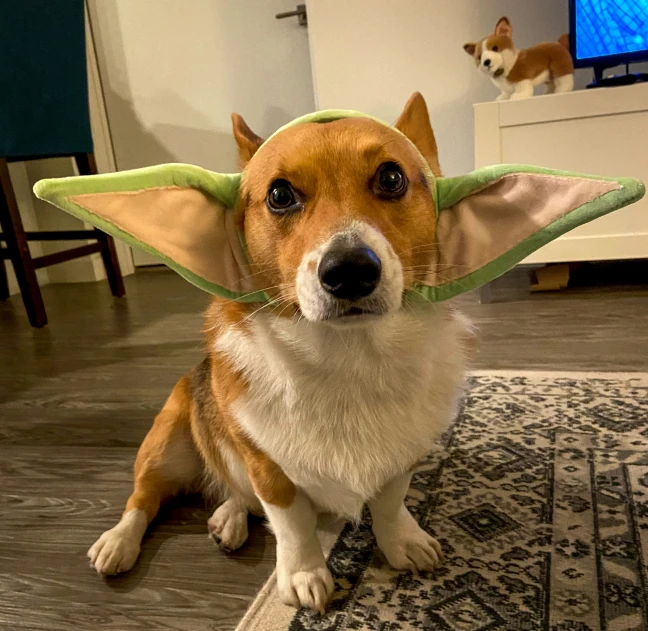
(295, 221, 403, 323)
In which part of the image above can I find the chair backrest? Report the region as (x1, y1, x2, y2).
(0, 0, 93, 161)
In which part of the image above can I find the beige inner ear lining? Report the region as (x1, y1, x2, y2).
(67, 175, 620, 296)
(68, 187, 256, 294)
(428, 173, 620, 286)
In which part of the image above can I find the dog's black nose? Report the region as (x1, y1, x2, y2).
(483, 58, 491, 67)
(318, 247, 382, 300)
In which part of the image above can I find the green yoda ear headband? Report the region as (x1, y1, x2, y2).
(33, 109, 644, 303)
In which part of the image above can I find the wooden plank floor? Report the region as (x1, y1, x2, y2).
(1, 268, 647, 630)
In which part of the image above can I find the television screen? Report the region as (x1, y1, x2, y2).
(574, 0, 648, 61)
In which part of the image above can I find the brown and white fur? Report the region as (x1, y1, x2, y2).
(87, 93, 475, 613)
(464, 17, 574, 101)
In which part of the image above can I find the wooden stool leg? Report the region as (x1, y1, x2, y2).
(74, 152, 125, 297)
(0, 159, 47, 327)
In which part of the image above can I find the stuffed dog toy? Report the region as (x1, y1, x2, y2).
(464, 17, 574, 100)
(34, 93, 642, 613)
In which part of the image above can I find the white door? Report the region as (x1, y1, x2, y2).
(87, 0, 315, 267)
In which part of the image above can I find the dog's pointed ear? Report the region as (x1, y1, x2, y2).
(463, 42, 477, 56)
(494, 16, 512, 37)
(410, 166, 644, 302)
(395, 92, 442, 177)
(231, 113, 264, 167)
(33, 165, 268, 302)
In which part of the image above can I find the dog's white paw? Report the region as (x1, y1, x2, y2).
(376, 513, 444, 573)
(277, 565, 335, 614)
(208, 499, 249, 552)
(88, 526, 141, 575)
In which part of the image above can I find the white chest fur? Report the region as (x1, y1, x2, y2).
(216, 305, 471, 518)
(491, 74, 515, 95)
(492, 69, 551, 96)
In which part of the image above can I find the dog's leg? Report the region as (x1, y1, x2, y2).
(88, 377, 201, 575)
(554, 74, 574, 93)
(510, 79, 534, 100)
(206, 438, 262, 551)
(496, 92, 510, 101)
(368, 472, 443, 572)
(223, 413, 333, 611)
(261, 492, 334, 614)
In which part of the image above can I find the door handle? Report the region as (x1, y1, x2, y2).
(276, 4, 307, 27)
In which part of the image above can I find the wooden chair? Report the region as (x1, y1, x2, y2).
(0, 0, 124, 328)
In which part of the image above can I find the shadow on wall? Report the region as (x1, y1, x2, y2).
(261, 105, 293, 141)
(88, 2, 216, 171)
(102, 90, 291, 173)
(104, 90, 238, 172)
(87, 0, 306, 174)
(96, 89, 292, 173)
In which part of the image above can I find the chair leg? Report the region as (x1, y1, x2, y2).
(0, 255, 10, 300)
(0, 158, 47, 327)
(95, 231, 126, 297)
(479, 282, 493, 304)
(74, 152, 125, 297)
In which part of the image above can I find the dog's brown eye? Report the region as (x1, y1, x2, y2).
(376, 162, 407, 198)
(267, 179, 301, 214)
(492, 45, 499, 52)
(270, 185, 293, 208)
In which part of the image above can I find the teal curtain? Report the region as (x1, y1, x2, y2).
(0, 0, 93, 159)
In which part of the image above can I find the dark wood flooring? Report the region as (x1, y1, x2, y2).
(1, 267, 647, 630)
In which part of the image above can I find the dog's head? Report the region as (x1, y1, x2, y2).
(234, 93, 441, 323)
(33, 94, 644, 317)
(464, 17, 516, 79)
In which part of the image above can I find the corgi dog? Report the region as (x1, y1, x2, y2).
(87, 93, 475, 614)
(464, 17, 574, 101)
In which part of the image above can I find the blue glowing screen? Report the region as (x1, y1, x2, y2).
(574, 0, 648, 60)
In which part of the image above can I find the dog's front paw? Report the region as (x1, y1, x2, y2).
(496, 93, 509, 101)
(277, 564, 334, 614)
(380, 527, 444, 572)
(375, 512, 444, 573)
(88, 526, 141, 575)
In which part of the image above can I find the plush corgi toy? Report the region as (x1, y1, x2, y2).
(464, 17, 574, 101)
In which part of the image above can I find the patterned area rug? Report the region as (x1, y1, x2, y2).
(237, 371, 648, 631)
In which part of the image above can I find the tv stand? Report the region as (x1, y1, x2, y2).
(474, 84, 648, 301)
(587, 65, 648, 89)
(474, 83, 648, 266)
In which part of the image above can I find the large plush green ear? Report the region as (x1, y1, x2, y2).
(33, 164, 268, 302)
(412, 165, 645, 301)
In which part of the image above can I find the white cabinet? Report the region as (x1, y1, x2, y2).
(474, 84, 648, 264)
